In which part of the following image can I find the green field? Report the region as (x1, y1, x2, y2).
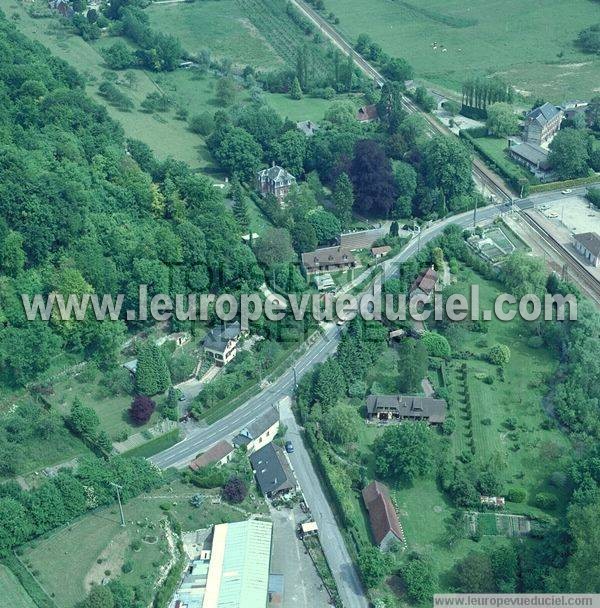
(326, 0, 600, 101)
(0, 565, 37, 608)
(146, 0, 282, 68)
(21, 481, 266, 607)
(441, 268, 569, 504)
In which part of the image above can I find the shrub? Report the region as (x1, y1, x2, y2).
(422, 332, 452, 358)
(121, 560, 133, 573)
(507, 487, 527, 503)
(129, 394, 156, 425)
(535, 492, 558, 510)
(222, 476, 248, 504)
(188, 112, 214, 135)
(488, 344, 511, 366)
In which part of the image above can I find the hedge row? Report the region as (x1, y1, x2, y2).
(459, 129, 525, 194)
(1, 556, 57, 608)
(528, 174, 600, 194)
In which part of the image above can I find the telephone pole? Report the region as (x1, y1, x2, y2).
(110, 482, 126, 527)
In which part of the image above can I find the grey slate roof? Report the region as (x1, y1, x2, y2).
(509, 142, 550, 169)
(526, 102, 561, 126)
(249, 442, 295, 496)
(233, 407, 279, 446)
(340, 228, 387, 251)
(258, 165, 295, 186)
(301, 246, 356, 272)
(574, 232, 600, 257)
(366, 394, 447, 424)
(203, 321, 241, 354)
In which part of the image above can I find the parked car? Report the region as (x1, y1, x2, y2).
(285, 440, 294, 453)
(562, 189, 572, 195)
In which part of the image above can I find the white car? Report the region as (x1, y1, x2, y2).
(547, 211, 559, 218)
(561, 189, 572, 195)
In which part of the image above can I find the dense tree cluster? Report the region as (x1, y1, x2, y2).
(0, 456, 161, 556)
(0, 15, 263, 388)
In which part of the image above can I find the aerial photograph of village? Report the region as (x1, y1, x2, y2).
(0, 0, 599, 606)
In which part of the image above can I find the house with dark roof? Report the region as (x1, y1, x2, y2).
(249, 442, 296, 497)
(508, 142, 551, 176)
(523, 102, 563, 146)
(366, 394, 447, 425)
(356, 104, 379, 123)
(301, 246, 357, 275)
(233, 407, 280, 454)
(188, 440, 235, 471)
(362, 481, 405, 551)
(574, 232, 600, 267)
(257, 164, 296, 202)
(203, 321, 245, 366)
(410, 267, 438, 303)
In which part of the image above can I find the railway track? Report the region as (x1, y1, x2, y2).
(519, 211, 600, 305)
(292, 0, 514, 203)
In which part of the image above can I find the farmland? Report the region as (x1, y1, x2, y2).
(0, 565, 37, 608)
(325, 0, 600, 101)
(146, 0, 282, 69)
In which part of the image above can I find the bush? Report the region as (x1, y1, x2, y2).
(422, 332, 452, 358)
(121, 560, 133, 574)
(488, 344, 511, 366)
(507, 487, 527, 503)
(535, 492, 558, 510)
(222, 476, 248, 504)
(188, 112, 215, 135)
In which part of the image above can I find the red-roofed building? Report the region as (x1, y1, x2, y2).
(362, 481, 405, 551)
(410, 267, 438, 303)
(356, 104, 379, 123)
(189, 440, 235, 471)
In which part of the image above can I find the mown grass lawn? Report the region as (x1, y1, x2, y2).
(441, 268, 570, 510)
(0, 565, 37, 608)
(49, 376, 158, 440)
(325, 0, 600, 101)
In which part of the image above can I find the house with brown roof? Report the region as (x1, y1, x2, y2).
(301, 246, 357, 275)
(366, 394, 447, 425)
(574, 232, 600, 267)
(189, 440, 235, 471)
(362, 481, 405, 551)
(356, 104, 379, 123)
(410, 267, 438, 303)
(371, 245, 391, 259)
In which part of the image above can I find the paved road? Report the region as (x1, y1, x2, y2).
(280, 397, 366, 608)
(150, 185, 599, 606)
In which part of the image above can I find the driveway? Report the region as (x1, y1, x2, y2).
(269, 505, 331, 608)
